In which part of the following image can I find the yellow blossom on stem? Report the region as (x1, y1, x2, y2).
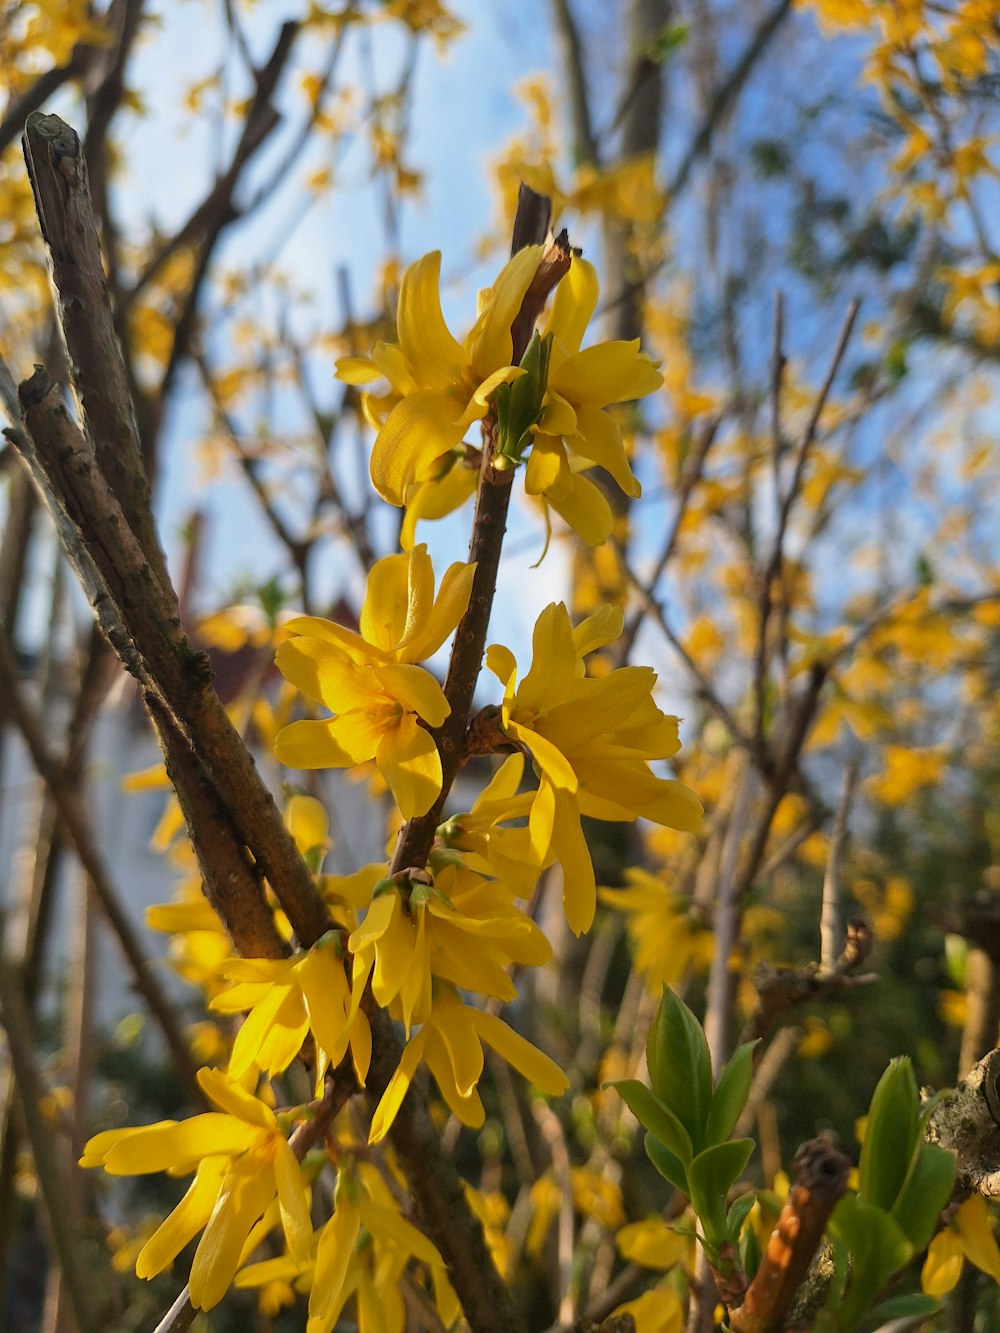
(348, 861, 551, 1036)
(524, 255, 664, 545)
(210, 932, 371, 1088)
(80, 1068, 312, 1310)
(236, 1158, 446, 1333)
(336, 247, 543, 505)
(274, 545, 474, 818)
(440, 752, 547, 900)
(487, 602, 703, 933)
(922, 1195, 1000, 1296)
(369, 986, 568, 1142)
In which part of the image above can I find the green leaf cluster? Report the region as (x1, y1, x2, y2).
(818, 1057, 955, 1331)
(609, 986, 757, 1265)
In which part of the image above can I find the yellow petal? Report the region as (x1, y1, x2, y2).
(571, 403, 641, 498)
(475, 1009, 569, 1097)
(369, 1028, 429, 1144)
(101, 1115, 258, 1174)
(399, 558, 476, 662)
(464, 245, 542, 380)
(310, 1199, 361, 1320)
(190, 1154, 277, 1309)
(957, 1196, 1000, 1283)
(274, 718, 358, 770)
(376, 662, 450, 726)
(922, 1229, 965, 1297)
(485, 642, 517, 686)
(552, 340, 662, 407)
(334, 355, 384, 385)
(229, 985, 308, 1078)
(507, 720, 578, 792)
(274, 1134, 313, 1267)
(371, 390, 465, 506)
(359, 552, 410, 651)
(518, 602, 577, 714)
(544, 255, 599, 356)
(286, 794, 330, 857)
(396, 251, 464, 391)
(297, 945, 352, 1066)
(547, 472, 614, 545)
(427, 993, 485, 1095)
(524, 436, 572, 498)
(135, 1157, 227, 1278)
(572, 605, 624, 658)
(198, 1068, 277, 1130)
(549, 788, 596, 934)
(377, 714, 443, 818)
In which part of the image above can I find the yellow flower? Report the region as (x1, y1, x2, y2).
(922, 1195, 1000, 1297)
(80, 1069, 313, 1310)
(337, 248, 543, 506)
(348, 862, 552, 1036)
(369, 987, 568, 1141)
(525, 255, 663, 545)
(210, 934, 371, 1088)
(275, 545, 474, 818)
(440, 753, 546, 899)
(600, 867, 714, 986)
(488, 603, 703, 933)
(235, 1159, 447, 1333)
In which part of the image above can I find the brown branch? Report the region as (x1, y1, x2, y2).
(14, 366, 332, 948)
(729, 1138, 850, 1332)
(22, 110, 170, 595)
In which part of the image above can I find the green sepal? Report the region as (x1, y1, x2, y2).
(607, 1079, 693, 1166)
(494, 332, 552, 466)
(646, 985, 712, 1150)
(687, 1138, 756, 1250)
(706, 1040, 758, 1146)
(646, 1132, 690, 1196)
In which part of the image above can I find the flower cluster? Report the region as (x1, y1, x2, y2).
(86, 237, 703, 1325)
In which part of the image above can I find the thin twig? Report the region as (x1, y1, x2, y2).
(819, 755, 861, 972)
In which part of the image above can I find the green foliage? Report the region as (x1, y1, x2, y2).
(610, 987, 757, 1265)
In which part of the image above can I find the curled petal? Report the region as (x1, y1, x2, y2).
(396, 251, 464, 391)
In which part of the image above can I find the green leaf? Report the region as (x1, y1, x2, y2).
(858, 1057, 919, 1211)
(646, 985, 713, 1149)
(687, 1139, 755, 1249)
(868, 1292, 941, 1323)
(646, 1133, 689, 1196)
(705, 1040, 758, 1146)
(891, 1144, 956, 1250)
(607, 1079, 693, 1166)
(826, 1195, 913, 1330)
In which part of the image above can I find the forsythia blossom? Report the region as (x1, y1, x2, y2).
(274, 544, 474, 817)
(487, 601, 703, 933)
(81, 1069, 312, 1310)
(336, 247, 541, 505)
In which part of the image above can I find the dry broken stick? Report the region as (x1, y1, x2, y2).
(729, 1137, 850, 1333)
